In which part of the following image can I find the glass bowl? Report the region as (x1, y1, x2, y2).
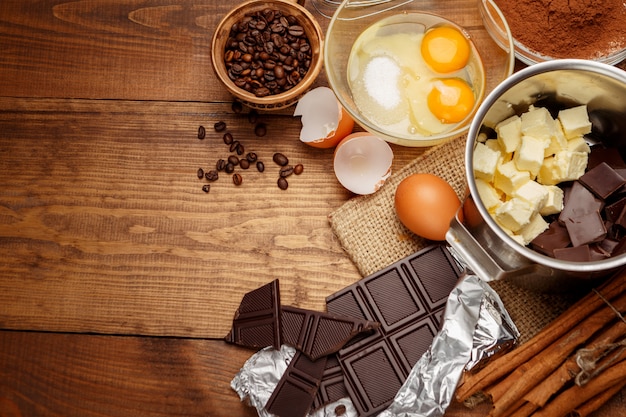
(480, 0, 626, 66)
(324, 0, 515, 147)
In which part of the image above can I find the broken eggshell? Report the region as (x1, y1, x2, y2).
(294, 86, 355, 148)
(333, 132, 394, 195)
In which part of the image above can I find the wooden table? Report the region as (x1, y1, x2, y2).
(0, 1, 624, 416)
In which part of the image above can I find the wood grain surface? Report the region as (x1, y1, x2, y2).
(0, 1, 624, 416)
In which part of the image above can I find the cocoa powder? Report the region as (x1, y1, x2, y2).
(495, 0, 626, 60)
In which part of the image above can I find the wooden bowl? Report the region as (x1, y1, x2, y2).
(211, 0, 324, 111)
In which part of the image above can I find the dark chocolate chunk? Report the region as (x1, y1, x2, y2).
(265, 351, 328, 417)
(558, 181, 604, 225)
(325, 245, 463, 416)
(553, 245, 592, 262)
(312, 355, 349, 411)
(224, 279, 281, 350)
(578, 162, 625, 200)
(604, 197, 626, 223)
(281, 306, 380, 361)
(563, 211, 607, 247)
(530, 221, 571, 256)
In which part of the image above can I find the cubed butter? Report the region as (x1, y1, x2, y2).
(518, 213, 549, 245)
(475, 178, 503, 212)
(521, 106, 556, 140)
(473, 142, 500, 182)
(544, 120, 569, 157)
(512, 180, 549, 214)
(558, 105, 592, 139)
(495, 160, 530, 196)
(496, 115, 522, 153)
(537, 151, 588, 185)
(567, 136, 591, 153)
(514, 135, 548, 177)
(495, 197, 533, 232)
(539, 185, 564, 216)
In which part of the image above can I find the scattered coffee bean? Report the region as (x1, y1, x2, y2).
(255, 123, 267, 137)
(273, 152, 289, 166)
(232, 101, 243, 113)
(240, 159, 250, 169)
(294, 163, 304, 175)
(248, 110, 258, 124)
(229, 140, 240, 153)
(246, 152, 258, 163)
(257, 161, 265, 172)
(205, 170, 219, 181)
(223, 132, 233, 145)
(216, 159, 226, 171)
(233, 173, 243, 186)
(277, 177, 288, 190)
(279, 165, 294, 177)
(197, 167, 205, 179)
(227, 155, 240, 166)
(214, 121, 227, 132)
(225, 162, 235, 173)
(198, 125, 206, 140)
(202, 184, 211, 193)
(236, 143, 245, 155)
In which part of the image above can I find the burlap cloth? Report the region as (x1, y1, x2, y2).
(329, 134, 580, 344)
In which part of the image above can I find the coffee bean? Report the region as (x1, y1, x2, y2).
(228, 155, 239, 166)
(257, 161, 265, 172)
(225, 162, 235, 173)
(273, 152, 289, 166)
(293, 163, 304, 175)
(248, 109, 258, 124)
(223, 132, 233, 145)
(240, 159, 250, 169)
(214, 121, 227, 132)
(236, 143, 244, 155)
(198, 125, 206, 140)
(216, 159, 226, 171)
(232, 101, 243, 113)
(197, 168, 205, 179)
(246, 152, 258, 162)
(205, 170, 219, 181)
(233, 173, 243, 186)
(279, 165, 294, 177)
(229, 140, 240, 153)
(202, 184, 211, 193)
(277, 177, 288, 190)
(288, 25, 304, 37)
(254, 123, 267, 137)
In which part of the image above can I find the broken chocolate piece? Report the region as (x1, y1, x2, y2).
(558, 181, 604, 225)
(563, 211, 607, 247)
(554, 245, 592, 262)
(578, 162, 625, 200)
(265, 351, 328, 417)
(224, 279, 281, 350)
(325, 245, 463, 416)
(281, 306, 380, 361)
(530, 221, 571, 256)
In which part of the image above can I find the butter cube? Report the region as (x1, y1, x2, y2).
(514, 135, 548, 177)
(512, 180, 549, 214)
(475, 178, 503, 212)
(496, 115, 522, 153)
(544, 120, 569, 157)
(558, 105, 592, 139)
(539, 185, 564, 216)
(495, 160, 530, 195)
(537, 151, 588, 185)
(485, 138, 502, 153)
(567, 136, 591, 153)
(495, 197, 533, 232)
(473, 142, 500, 182)
(521, 106, 556, 140)
(518, 213, 550, 245)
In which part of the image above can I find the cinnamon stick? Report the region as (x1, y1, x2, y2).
(489, 291, 626, 417)
(568, 379, 626, 417)
(455, 271, 626, 402)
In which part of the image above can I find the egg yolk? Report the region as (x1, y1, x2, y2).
(420, 26, 470, 73)
(427, 78, 475, 124)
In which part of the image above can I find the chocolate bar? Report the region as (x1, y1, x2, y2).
(281, 306, 380, 360)
(224, 279, 281, 350)
(324, 244, 464, 416)
(312, 354, 348, 410)
(265, 351, 328, 417)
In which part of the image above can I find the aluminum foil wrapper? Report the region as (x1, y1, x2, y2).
(231, 273, 517, 417)
(379, 273, 518, 417)
(231, 345, 357, 417)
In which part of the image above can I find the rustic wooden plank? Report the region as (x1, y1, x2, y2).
(0, 97, 421, 338)
(0, 330, 622, 417)
(0, 0, 329, 102)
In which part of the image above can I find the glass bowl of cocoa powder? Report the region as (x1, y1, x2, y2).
(480, 0, 626, 65)
(211, 0, 324, 111)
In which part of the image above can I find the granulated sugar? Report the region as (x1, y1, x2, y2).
(363, 56, 401, 110)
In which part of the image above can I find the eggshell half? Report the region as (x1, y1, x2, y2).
(333, 132, 394, 195)
(294, 86, 354, 148)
